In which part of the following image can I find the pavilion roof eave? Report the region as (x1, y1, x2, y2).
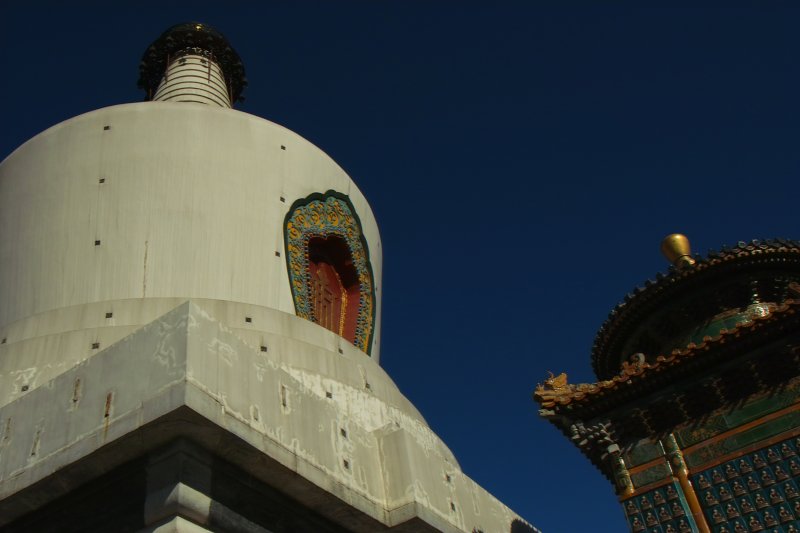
(536, 299, 800, 419)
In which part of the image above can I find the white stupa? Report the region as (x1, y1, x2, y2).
(0, 23, 537, 533)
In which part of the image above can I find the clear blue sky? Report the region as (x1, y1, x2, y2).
(2, 3, 799, 531)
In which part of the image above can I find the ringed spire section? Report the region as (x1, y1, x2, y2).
(137, 22, 247, 108)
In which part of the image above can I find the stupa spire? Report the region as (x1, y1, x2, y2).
(137, 22, 247, 108)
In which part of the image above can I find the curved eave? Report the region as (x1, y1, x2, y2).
(591, 239, 800, 380)
(536, 299, 800, 478)
(539, 298, 800, 418)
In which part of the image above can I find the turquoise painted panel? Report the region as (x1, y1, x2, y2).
(626, 439, 665, 467)
(632, 463, 672, 490)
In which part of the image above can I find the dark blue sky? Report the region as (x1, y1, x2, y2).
(2, 3, 799, 531)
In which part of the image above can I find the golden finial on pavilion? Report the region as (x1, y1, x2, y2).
(661, 233, 696, 270)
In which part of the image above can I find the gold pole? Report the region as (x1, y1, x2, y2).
(661, 434, 709, 533)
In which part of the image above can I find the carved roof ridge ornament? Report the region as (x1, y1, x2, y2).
(535, 298, 800, 410)
(534, 371, 616, 410)
(591, 237, 800, 380)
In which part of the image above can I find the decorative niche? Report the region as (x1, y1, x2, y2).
(284, 191, 375, 355)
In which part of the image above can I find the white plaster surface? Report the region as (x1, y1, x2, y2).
(0, 301, 529, 532)
(0, 102, 382, 359)
(142, 516, 215, 533)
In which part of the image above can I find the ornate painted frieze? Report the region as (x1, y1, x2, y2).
(676, 381, 800, 450)
(631, 463, 673, 490)
(284, 191, 375, 355)
(685, 412, 800, 471)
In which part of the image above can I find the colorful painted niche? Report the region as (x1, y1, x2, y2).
(284, 192, 375, 355)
